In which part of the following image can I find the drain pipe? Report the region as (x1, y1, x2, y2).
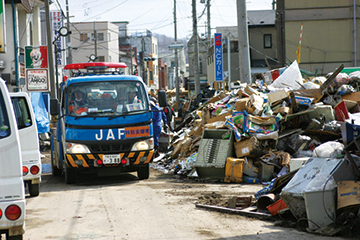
(11, 0, 19, 88)
(354, 0, 357, 66)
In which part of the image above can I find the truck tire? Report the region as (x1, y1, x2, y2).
(51, 152, 62, 177)
(137, 164, 149, 180)
(9, 235, 23, 240)
(65, 166, 77, 184)
(28, 182, 40, 197)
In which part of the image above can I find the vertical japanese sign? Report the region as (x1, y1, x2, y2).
(25, 46, 49, 91)
(0, 0, 6, 53)
(214, 33, 223, 82)
(51, 11, 64, 66)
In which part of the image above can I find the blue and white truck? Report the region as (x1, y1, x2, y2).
(50, 62, 155, 184)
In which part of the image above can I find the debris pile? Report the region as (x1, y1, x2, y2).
(153, 61, 360, 236)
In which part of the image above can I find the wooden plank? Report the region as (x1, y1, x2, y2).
(195, 204, 276, 221)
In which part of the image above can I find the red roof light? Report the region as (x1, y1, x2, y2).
(64, 62, 127, 70)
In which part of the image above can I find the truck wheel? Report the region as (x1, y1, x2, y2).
(28, 183, 40, 197)
(137, 164, 149, 180)
(8, 235, 23, 240)
(51, 152, 62, 177)
(65, 167, 77, 184)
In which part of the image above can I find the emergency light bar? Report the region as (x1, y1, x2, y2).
(64, 62, 127, 70)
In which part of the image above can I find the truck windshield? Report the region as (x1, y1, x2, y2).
(67, 81, 149, 116)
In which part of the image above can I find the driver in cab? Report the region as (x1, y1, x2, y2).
(124, 86, 142, 104)
(69, 89, 88, 115)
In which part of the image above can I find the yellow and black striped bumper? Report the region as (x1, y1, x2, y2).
(65, 150, 154, 168)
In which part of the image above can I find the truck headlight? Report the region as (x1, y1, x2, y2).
(131, 138, 154, 151)
(66, 142, 91, 154)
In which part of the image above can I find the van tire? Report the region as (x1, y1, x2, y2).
(51, 153, 62, 177)
(9, 235, 23, 240)
(137, 164, 149, 180)
(65, 167, 77, 184)
(28, 183, 40, 197)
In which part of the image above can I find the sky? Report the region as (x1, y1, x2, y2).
(52, 0, 274, 40)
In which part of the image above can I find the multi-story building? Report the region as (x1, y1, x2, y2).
(69, 21, 120, 69)
(276, 0, 360, 75)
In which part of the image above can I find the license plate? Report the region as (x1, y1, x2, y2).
(103, 154, 121, 164)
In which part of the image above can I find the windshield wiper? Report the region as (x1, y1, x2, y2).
(108, 110, 146, 120)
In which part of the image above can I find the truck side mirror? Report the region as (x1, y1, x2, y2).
(158, 90, 168, 107)
(50, 98, 59, 116)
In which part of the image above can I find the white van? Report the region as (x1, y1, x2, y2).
(0, 79, 25, 239)
(10, 92, 42, 197)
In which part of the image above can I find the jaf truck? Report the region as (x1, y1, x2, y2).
(50, 62, 154, 184)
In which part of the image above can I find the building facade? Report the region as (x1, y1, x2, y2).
(1, 0, 44, 92)
(70, 21, 119, 68)
(276, 0, 360, 75)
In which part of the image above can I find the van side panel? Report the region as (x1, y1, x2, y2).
(0, 79, 25, 235)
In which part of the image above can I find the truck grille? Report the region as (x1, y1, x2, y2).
(89, 143, 132, 153)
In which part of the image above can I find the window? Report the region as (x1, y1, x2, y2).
(199, 58, 203, 74)
(11, 97, 32, 130)
(98, 56, 105, 62)
(0, 90, 11, 139)
(80, 33, 88, 42)
(264, 34, 272, 48)
(67, 81, 148, 116)
(91, 32, 104, 41)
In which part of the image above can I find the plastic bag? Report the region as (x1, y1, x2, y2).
(270, 60, 303, 90)
(312, 141, 344, 158)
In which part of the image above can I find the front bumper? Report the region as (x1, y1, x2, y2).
(65, 150, 154, 168)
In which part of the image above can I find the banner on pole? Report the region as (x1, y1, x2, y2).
(214, 33, 223, 82)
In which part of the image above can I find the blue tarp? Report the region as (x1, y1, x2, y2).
(31, 92, 50, 134)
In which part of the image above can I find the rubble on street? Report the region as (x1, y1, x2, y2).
(152, 60, 360, 237)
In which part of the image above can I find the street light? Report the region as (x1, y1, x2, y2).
(52, 27, 70, 96)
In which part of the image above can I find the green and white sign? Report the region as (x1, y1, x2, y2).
(0, 0, 5, 53)
(25, 46, 48, 69)
(25, 46, 50, 92)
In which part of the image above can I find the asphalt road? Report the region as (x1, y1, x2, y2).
(22, 166, 348, 240)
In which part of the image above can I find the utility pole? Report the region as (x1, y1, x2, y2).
(227, 32, 231, 89)
(174, 0, 180, 105)
(66, 0, 72, 64)
(94, 21, 98, 62)
(236, 0, 251, 84)
(192, 0, 200, 96)
(44, 0, 56, 98)
(207, 0, 211, 44)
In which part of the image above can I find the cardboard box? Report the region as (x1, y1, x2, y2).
(234, 137, 260, 158)
(244, 86, 260, 96)
(206, 111, 232, 124)
(246, 94, 264, 116)
(207, 92, 228, 104)
(342, 91, 360, 104)
(337, 181, 360, 209)
(295, 96, 314, 106)
(235, 98, 249, 112)
(268, 89, 289, 105)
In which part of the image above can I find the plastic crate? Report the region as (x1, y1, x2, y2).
(194, 129, 234, 179)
